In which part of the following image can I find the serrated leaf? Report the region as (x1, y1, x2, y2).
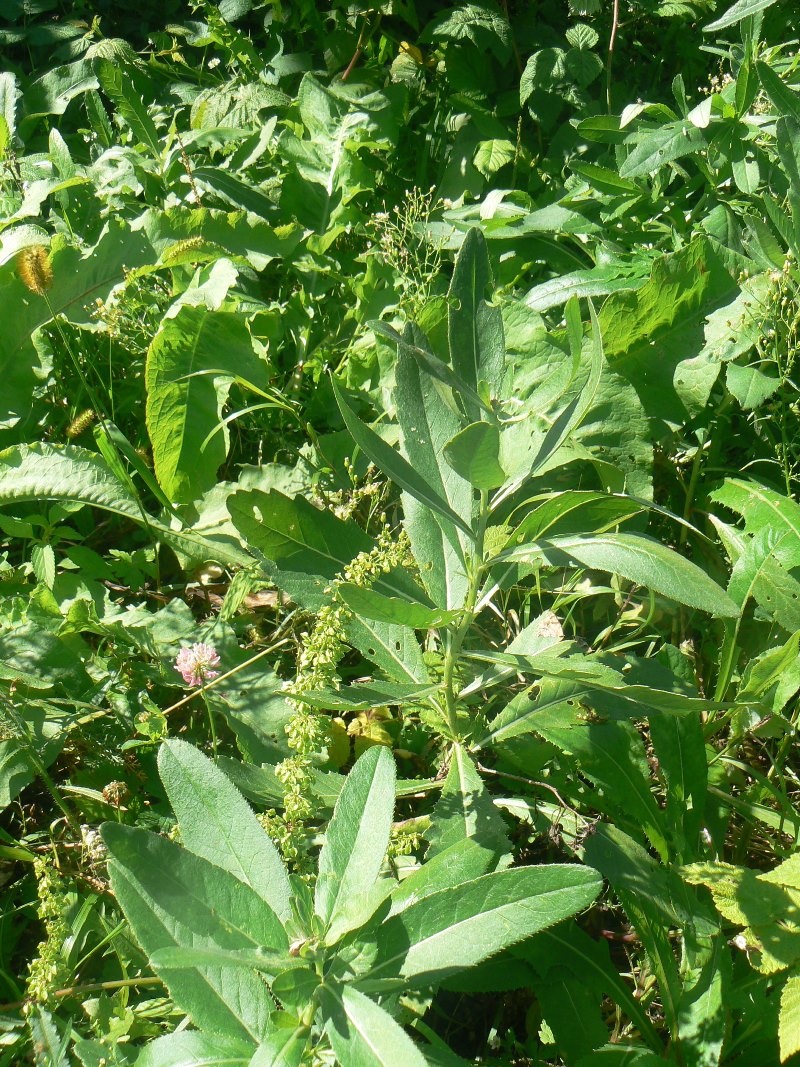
(780, 973, 800, 1062)
(30, 542, 55, 589)
(367, 864, 602, 985)
(95, 58, 161, 160)
(473, 139, 515, 178)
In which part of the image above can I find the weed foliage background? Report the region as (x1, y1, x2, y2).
(1, 0, 800, 1063)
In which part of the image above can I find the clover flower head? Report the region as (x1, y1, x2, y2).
(175, 642, 220, 687)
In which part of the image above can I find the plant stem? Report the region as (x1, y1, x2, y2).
(0, 976, 163, 1013)
(441, 491, 489, 738)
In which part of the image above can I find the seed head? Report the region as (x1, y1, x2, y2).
(17, 245, 53, 296)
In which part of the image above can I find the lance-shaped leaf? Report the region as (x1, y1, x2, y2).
(136, 1031, 255, 1067)
(336, 584, 460, 629)
(448, 227, 505, 413)
(394, 327, 471, 609)
(102, 823, 287, 1042)
(320, 984, 431, 1067)
(332, 377, 474, 539)
(95, 59, 162, 162)
(158, 740, 291, 922)
(0, 443, 251, 568)
(495, 532, 738, 617)
(366, 864, 601, 986)
(315, 745, 396, 938)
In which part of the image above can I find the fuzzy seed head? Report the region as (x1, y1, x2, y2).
(17, 245, 53, 296)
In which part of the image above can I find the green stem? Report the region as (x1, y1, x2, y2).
(441, 491, 489, 739)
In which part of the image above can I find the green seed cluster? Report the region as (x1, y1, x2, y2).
(265, 528, 412, 869)
(25, 856, 71, 1009)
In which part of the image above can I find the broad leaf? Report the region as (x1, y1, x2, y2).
(136, 1032, 256, 1067)
(146, 305, 268, 504)
(102, 823, 287, 1042)
(158, 740, 291, 922)
(443, 421, 506, 490)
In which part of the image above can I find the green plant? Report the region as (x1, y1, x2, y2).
(102, 738, 602, 1064)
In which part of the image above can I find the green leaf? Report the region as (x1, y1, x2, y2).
(780, 973, 800, 1062)
(342, 614, 429, 684)
(315, 745, 396, 938)
(23, 58, 98, 119)
(473, 139, 515, 178)
(102, 823, 287, 1043)
(448, 228, 505, 410)
(150, 947, 301, 973)
(249, 1016, 309, 1066)
(0, 443, 251, 567)
(191, 167, 279, 220)
(704, 0, 778, 31)
(496, 532, 739, 617)
(443, 421, 506, 490)
(297, 682, 438, 713)
(426, 745, 510, 860)
(229, 488, 378, 610)
(332, 377, 474, 539)
(727, 528, 800, 630)
(0, 739, 34, 811)
(535, 713, 669, 860)
(367, 864, 602, 985)
(524, 268, 645, 312)
(27, 1007, 69, 1067)
(146, 305, 267, 504)
(158, 740, 291, 923)
(394, 329, 471, 610)
(320, 984, 431, 1067)
(523, 924, 661, 1050)
(0, 219, 154, 428)
(388, 839, 498, 918)
(95, 59, 161, 161)
(620, 121, 704, 179)
(756, 61, 800, 122)
(598, 238, 738, 428)
(336, 585, 459, 629)
(136, 1032, 256, 1067)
